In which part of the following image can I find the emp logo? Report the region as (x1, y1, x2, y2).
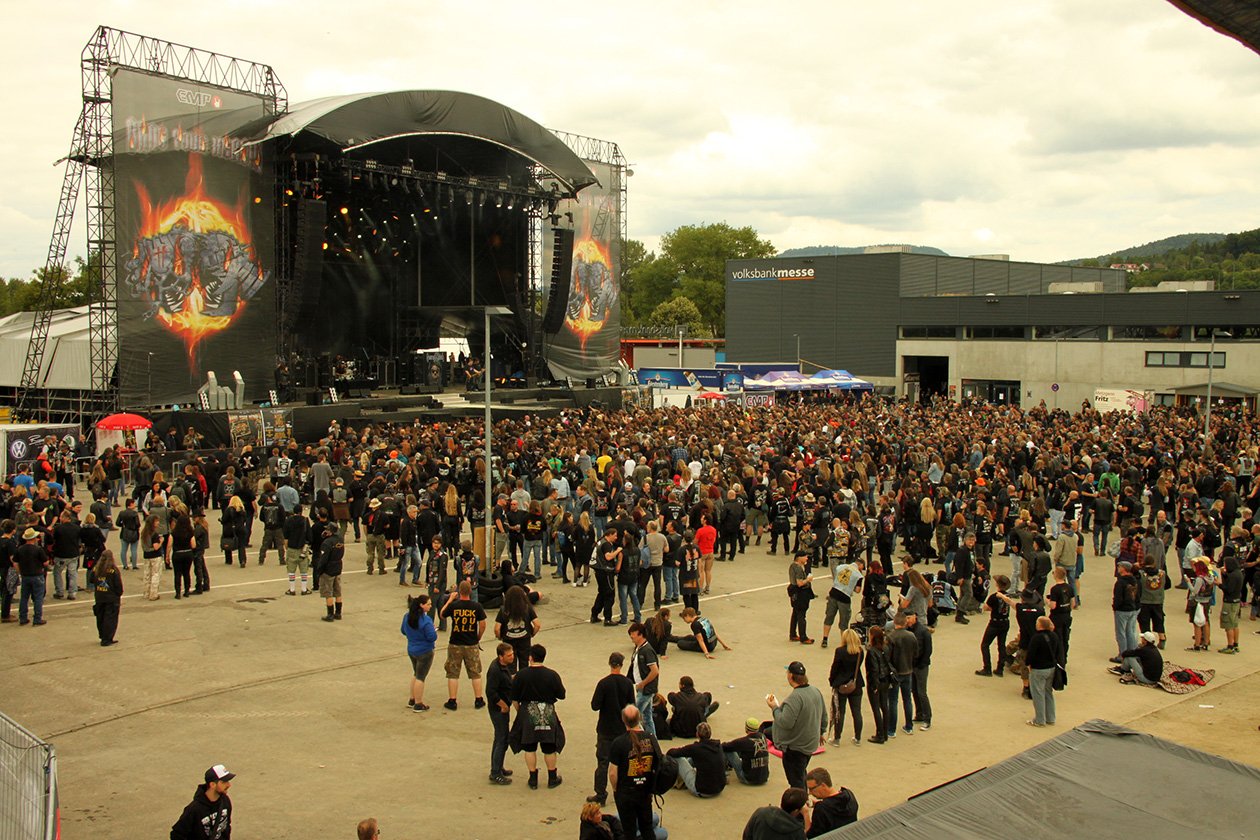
(176, 89, 222, 108)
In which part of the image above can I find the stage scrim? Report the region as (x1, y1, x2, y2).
(542, 160, 620, 381)
(112, 69, 276, 406)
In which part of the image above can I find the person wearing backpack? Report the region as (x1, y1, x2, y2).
(257, 483, 285, 565)
(607, 704, 665, 840)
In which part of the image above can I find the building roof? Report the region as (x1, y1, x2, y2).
(1171, 381, 1259, 397)
(819, 719, 1260, 840)
(0, 306, 91, 390)
(1168, 0, 1260, 55)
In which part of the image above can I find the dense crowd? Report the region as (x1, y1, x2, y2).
(5, 394, 1260, 838)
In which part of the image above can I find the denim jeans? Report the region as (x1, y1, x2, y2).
(1029, 667, 1056, 724)
(120, 539, 139, 569)
(1123, 656, 1157, 685)
(594, 515, 608, 539)
(911, 666, 931, 724)
(1113, 608, 1139, 657)
(524, 540, 543, 578)
(1048, 509, 1064, 538)
(399, 545, 421, 584)
(724, 751, 749, 784)
(618, 581, 642, 623)
(20, 574, 46, 622)
(887, 673, 913, 734)
(663, 566, 679, 601)
(53, 556, 79, 598)
(636, 690, 656, 737)
(1093, 523, 1111, 556)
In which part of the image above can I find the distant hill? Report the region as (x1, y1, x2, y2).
(1060, 233, 1227, 265)
(778, 244, 949, 258)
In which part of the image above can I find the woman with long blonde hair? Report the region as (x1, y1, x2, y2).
(828, 628, 865, 745)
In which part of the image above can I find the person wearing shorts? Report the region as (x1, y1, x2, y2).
(313, 525, 344, 622)
(402, 594, 438, 711)
(1218, 554, 1244, 654)
(509, 643, 568, 789)
(441, 580, 487, 710)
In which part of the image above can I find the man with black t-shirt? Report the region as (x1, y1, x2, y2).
(591, 527, 621, 627)
(608, 704, 663, 840)
(16, 527, 50, 625)
(1111, 561, 1140, 663)
(509, 643, 567, 790)
(589, 651, 635, 806)
(441, 580, 488, 710)
(804, 767, 859, 837)
(628, 623, 660, 737)
(721, 717, 770, 785)
(485, 643, 515, 785)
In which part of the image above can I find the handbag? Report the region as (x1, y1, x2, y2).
(1052, 663, 1068, 691)
(1193, 601, 1207, 627)
(837, 651, 863, 695)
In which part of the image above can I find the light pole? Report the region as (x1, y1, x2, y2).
(1204, 328, 1232, 439)
(677, 324, 686, 369)
(793, 333, 801, 373)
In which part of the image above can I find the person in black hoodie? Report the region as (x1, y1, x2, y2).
(313, 524, 345, 622)
(170, 764, 234, 840)
(667, 722, 727, 797)
(88, 548, 123, 645)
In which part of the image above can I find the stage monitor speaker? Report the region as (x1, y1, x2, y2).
(291, 199, 327, 330)
(541, 228, 575, 333)
(305, 390, 323, 406)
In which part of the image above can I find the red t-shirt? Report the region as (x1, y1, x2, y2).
(696, 524, 717, 555)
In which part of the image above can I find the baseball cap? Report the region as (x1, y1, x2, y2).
(1140, 631, 1158, 645)
(204, 764, 236, 783)
(744, 717, 761, 732)
(785, 661, 807, 677)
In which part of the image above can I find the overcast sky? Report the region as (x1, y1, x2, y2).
(2, 0, 1258, 278)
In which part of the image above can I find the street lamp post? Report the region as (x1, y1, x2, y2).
(1204, 328, 1232, 440)
(677, 325, 686, 369)
(793, 333, 801, 374)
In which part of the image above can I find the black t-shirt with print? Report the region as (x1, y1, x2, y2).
(441, 598, 487, 645)
(609, 729, 662, 796)
(985, 592, 1010, 625)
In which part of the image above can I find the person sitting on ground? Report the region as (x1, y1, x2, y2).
(675, 607, 733, 658)
(667, 675, 719, 739)
(1116, 630, 1164, 686)
(722, 717, 771, 786)
(803, 767, 859, 837)
(579, 800, 625, 840)
(666, 721, 727, 798)
(652, 693, 672, 741)
(742, 787, 809, 840)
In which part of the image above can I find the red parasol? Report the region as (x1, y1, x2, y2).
(697, 392, 727, 400)
(96, 413, 153, 431)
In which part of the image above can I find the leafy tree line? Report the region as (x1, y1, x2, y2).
(1076, 227, 1260, 290)
(0, 257, 94, 318)
(621, 222, 775, 337)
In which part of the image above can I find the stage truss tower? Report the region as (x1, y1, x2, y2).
(15, 26, 285, 425)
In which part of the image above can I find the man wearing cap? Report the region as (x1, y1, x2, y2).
(1115, 630, 1163, 685)
(170, 764, 234, 840)
(767, 661, 827, 789)
(16, 527, 50, 626)
(589, 650, 635, 806)
(721, 717, 770, 785)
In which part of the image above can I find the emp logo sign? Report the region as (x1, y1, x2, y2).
(176, 89, 222, 108)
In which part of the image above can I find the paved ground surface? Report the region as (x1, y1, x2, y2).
(5, 524, 1259, 838)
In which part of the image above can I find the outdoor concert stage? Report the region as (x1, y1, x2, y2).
(14, 27, 627, 430)
(146, 384, 624, 449)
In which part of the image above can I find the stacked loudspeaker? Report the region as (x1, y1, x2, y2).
(541, 228, 574, 334)
(290, 199, 326, 331)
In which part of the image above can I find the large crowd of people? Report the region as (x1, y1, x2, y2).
(4, 393, 1259, 838)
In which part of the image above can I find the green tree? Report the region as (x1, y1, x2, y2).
(646, 295, 706, 336)
(619, 238, 650, 325)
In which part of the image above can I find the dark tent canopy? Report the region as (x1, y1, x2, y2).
(820, 720, 1260, 840)
(1167, 1, 1260, 55)
(244, 90, 597, 194)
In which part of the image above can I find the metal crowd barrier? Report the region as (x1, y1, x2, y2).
(0, 710, 58, 840)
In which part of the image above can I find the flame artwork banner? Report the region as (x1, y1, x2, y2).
(112, 69, 276, 407)
(542, 159, 620, 381)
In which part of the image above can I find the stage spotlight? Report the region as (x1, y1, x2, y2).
(495, 195, 503, 209)
(465, 190, 473, 205)
(340, 207, 349, 215)
(506, 197, 515, 210)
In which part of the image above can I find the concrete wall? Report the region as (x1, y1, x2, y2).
(633, 346, 718, 369)
(896, 338, 1260, 409)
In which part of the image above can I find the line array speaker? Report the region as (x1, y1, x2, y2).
(541, 228, 575, 334)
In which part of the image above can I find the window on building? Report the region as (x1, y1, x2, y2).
(1033, 326, 1106, 340)
(900, 326, 956, 339)
(1145, 351, 1226, 369)
(1112, 326, 1183, 340)
(1192, 326, 1260, 340)
(966, 326, 1024, 339)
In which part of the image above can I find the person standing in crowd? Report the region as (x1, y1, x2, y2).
(140, 514, 163, 601)
(863, 626, 892, 744)
(117, 498, 141, 570)
(723, 717, 771, 786)
(804, 767, 859, 837)
(907, 611, 932, 731)
(616, 525, 643, 625)
(1136, 559, 1169, 651)
(679, 530, 701, 612)
(767, 660, 827, 789)
(0, 520, 16, 624)
(608, 705, 664, 840)
(170, 764, 234, 840)
(256, 483, 285, 565)
(589, 651, 635, 806)
(667, 721, 726, 798)
(85, 547, 122, 645)
(591, 526, 621, 627)
(1046, 566, 1076, 660)
(495, 584, 540, 668)
(628, 622, 661, 737)
(313, 523, 345, 622)
(820, 554, 863, 648)
(696, 513, 717, 595)
(402, 594, 437, 712)
(363, 498, 386, 574)
(788, 551, 816, 645)
(1218, 553, 1244, 654)
(15, 527, 49, 626)
(485, 642, 516, 786)
(886, 612, 918, 738)
(1111, 561, 1140, 663)
(639, 519, 666, 612)
(282, 503, 311, 597)
(1026, 616, 1062, 727)
(426, 535, 450, 631)
(826, 628, 864, 745)
(441, 579, 487, 710)
(976, 575, 1014, 676)
(952, 531, 978, 622)
(50, 510, 82, 601)
(1186, 559, 1217, 651)
(508, 643, 567, 790)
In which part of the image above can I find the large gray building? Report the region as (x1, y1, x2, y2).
(725, 252, 1260, 409)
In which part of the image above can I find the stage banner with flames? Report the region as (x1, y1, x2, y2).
(112, 69, 275, 407)
(541, 160, 620, 381)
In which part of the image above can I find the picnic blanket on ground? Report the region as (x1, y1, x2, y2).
(1155, 662, 1215, 694)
